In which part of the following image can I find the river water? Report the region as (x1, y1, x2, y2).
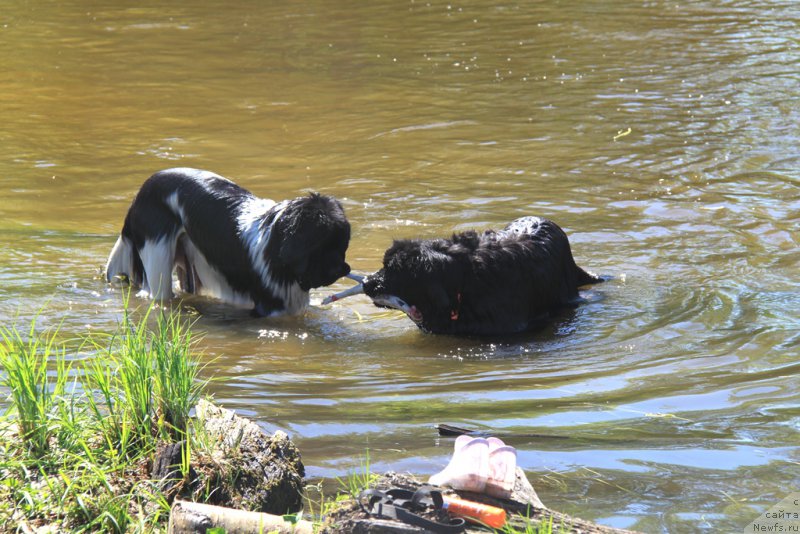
(1, 1, 798, 531)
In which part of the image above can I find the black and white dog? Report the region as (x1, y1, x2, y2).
(105, 168, 351, 317)
(325, 217, 601, 335)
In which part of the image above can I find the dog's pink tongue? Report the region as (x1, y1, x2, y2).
(408, 305, 423, 322)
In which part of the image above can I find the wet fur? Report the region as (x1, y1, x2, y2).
(363, 217, 601, 335)
(105, 168, 350, 316)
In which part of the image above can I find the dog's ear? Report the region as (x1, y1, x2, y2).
(277, 194, 340, 266)
(278, 226, 319, 266)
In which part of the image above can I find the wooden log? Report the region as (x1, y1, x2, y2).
(168, 500, 314, 534)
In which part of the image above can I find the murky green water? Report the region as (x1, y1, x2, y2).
(1, 1, 799, 531)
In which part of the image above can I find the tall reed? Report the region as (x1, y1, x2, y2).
(0, 319, 70, 457)
(0, 301, 205, 532)
(85, 301, 204, 456)
(150, 307, 204, 441)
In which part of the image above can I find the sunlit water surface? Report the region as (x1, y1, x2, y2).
(1, 1, 798, 532)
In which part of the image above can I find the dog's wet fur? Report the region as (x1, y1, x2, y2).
(363, 217, 602, 335)
(105, 168, 350, 317)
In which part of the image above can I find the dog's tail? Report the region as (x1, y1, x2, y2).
(105, 235, 135, 284)
(576, 265, 605, 286)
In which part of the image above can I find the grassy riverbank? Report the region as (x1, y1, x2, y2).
(0, 304, 560, 534)
(0, 304, 203, 532)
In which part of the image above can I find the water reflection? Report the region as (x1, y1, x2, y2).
(1, 0, 799, 531)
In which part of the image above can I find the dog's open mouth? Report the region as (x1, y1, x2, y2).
(371, 294, 423, 323)
(321, 274, 423, 323)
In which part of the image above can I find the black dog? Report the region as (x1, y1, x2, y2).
(338, 217, 601, 335)
(105, 168, 351, 317)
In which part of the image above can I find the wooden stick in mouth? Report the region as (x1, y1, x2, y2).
(321, 280, 364, 305)
(345, 273, 365, 283)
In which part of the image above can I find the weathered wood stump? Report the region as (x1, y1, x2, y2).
(152, 399, 305, 516)
(193, 399, 305, 515)
(151, 441, 195, 501)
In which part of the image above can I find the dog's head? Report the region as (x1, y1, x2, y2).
(272, 193, 351, 291)
(363, 237, 470, 333)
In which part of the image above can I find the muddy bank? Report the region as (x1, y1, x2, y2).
(171, 402, 637, 533)
(320, 472, 637, 534)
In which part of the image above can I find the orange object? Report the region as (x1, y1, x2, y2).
(442, 495, 507, 529)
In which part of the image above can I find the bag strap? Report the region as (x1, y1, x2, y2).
(358, 488, 466, 533)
